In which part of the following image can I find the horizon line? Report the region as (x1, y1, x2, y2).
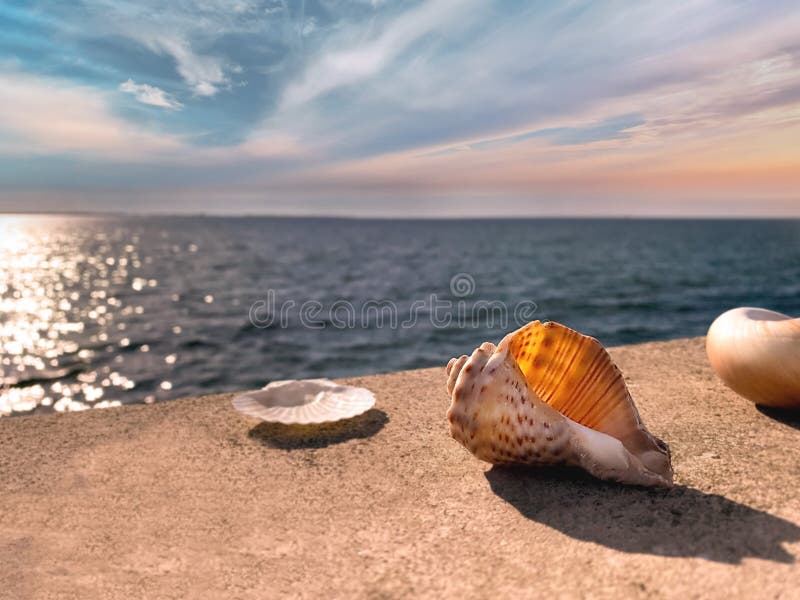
(1, 210, 800, 221)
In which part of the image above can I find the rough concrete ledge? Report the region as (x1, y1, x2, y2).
(1, 337, 799, 599)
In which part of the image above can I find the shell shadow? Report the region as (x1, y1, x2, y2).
(485, 466, 800, 564)
(756, 405, 800, 431)
(247, 408, 388, 449)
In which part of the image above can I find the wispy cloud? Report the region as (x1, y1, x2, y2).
(281, 0, 471, 107)
(422, 113, 647, 156)
(119, 78, 182, 109)
(141, 36, 227, 97)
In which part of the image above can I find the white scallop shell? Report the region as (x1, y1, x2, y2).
(232, 379, 376, 424)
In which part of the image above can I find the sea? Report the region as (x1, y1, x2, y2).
(1, 215, 799, 417)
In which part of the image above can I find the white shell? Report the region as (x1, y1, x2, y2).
(232, 379, 376, 424)
(706, 307, 800, 409)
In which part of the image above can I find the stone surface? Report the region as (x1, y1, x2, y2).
(1, 337, 800, 599)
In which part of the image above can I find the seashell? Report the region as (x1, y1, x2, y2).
(446, 320, 673, 487)
(232, 379, 375, 424)
(706, 307, 800, 409)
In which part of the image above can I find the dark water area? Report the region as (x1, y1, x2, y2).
(1, 215, 799, 416)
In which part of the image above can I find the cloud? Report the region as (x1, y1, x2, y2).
(421, 113, 647, 155)
(0, 69, 181, 157)
(281, 0, 470, 107)
(44, 0, 254, 98)
(271, 1, 800, 163)
(144, 36, 227, 97)
(119, 78, 182, 109)
(2, 1, 800, 216)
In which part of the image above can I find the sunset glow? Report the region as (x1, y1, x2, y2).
(1, 1, 799, 216)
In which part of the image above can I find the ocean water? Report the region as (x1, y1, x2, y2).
(1, 215, 799, 417)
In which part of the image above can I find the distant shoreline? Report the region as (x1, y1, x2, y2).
(1, 211, 799, 221)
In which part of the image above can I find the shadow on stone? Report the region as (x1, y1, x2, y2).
(248, 408, 388, 449)
(756, 405, 800, 431)
(485, 465, 800, 564)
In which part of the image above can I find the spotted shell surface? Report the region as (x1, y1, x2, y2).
(232, 379, 376, 424)
(446, 321, 673, 487)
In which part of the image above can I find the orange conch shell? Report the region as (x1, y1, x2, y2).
(446, 321, 673, 487)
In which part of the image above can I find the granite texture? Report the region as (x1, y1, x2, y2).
(1, 337, 799, 599)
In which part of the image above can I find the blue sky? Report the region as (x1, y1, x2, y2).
(1, 1, 799, 215)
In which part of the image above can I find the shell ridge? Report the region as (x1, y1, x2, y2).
(553, 342, 607, 422)
(231, 379, 375, 424)
(537, 329, 580, 405)
(557, 343, 605, 419)
(528, 327, 566, 404)
(586, 379, 629, 431)
(572, 367, 623, 428)
(540, 325, 580, 404)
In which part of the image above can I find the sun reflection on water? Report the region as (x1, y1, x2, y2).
(0, 215, 160, 416)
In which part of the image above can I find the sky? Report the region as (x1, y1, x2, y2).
(1, 0, 799, 217)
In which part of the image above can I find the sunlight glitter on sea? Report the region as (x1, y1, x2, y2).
(0, 216, 147, 415)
